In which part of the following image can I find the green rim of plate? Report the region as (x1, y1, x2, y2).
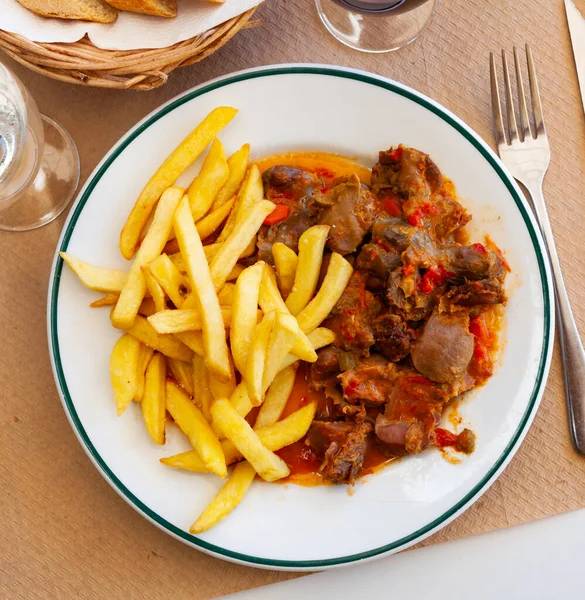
(48, 66, 552, 569)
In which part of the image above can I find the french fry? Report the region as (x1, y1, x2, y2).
(256, 365, 298, 429)
(174, 331, 204, 356)
(217, 282, 235, 306)
(147, 254, 190, 308)
(261, 313, 298, 395)
(226, 264, 245, 282)
(182, 265, 245, 308)
(142, 266, 166, 313)
(190, 461, 256, 534)
(120, 107, 237, 259)
(278, 327, 336, 372)
(141, 353, 166, 445)
(188, 138, 229, 223)
(148, 307, 232, 334)
(230, 261, 265, 374)
(166, 381, 227, 478)
(192, 354, 213, 422)
(210, 398, 289, 482)
(90, 294, 119, 308)
(122, 315, 193, 362)
(272, 243, 298, 298)
(173, 196, 231, 381)
(209, 353, 236, 401)
(112, 187, 183, 329)
(285, 225, 330, 316)
(217, 164, 264, 243)
(169, 247, 237, 279)
(210, 200, 275, 291)
(138, 297, 157, 317)
(212, 144, 250, 211)
(167, 358, 194, 397)
(244, 311, 276, 406)
(134, 344, 154, 402)
(162, 402, 316, 473)
(258, 265, 317, 363)
(195, 198, 234, 241)
(296, 253, 353, 334)
(60, 252, 127, 294)
(110, 334, 141, 416)
(230, 382, 253, 418)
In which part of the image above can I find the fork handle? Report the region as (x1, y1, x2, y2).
(525, 179, 585, 455)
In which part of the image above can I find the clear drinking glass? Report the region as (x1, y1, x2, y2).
(315, 0, 438, 54)
(0, 63, 79, 231)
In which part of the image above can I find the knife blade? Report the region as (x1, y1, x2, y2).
(565, 0, 585, 113)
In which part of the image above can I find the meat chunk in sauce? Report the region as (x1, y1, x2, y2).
(309, 421, 372, 484)
(263, 165, 321, 207)
(440, 279, 506, 314)
(257, 208, 313, 263)
(411, 311, 474, 383)
(309, 347, 341, 392)
(340, 355, 397, 405)
(375, 372, 448, 455)
(372, 314, 413, 362)
(324, 272, 382, 353)
(445, 244, 505, 282)
(318, 174, 380, 255)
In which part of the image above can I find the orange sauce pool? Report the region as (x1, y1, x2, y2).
(254, 152, 371, 186)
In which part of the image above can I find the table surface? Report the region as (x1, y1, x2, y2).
(3, 0, 585, 598)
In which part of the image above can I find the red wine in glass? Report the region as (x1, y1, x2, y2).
(316, 0, 437, 52)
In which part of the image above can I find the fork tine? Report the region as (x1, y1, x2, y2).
(490, 52, 507, 147)
(513, 46, 532, 140)
(526, 43, 546, 135)
(501, 49, 519, 143)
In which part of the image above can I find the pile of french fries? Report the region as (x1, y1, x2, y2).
(60, 106, 354, 533)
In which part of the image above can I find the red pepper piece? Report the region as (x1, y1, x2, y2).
(418, 264, 455, 295)
(263, 204, 291, 225)
(402, 264, 415, 276)
(435, 428, 458, 448)
(384, 197, 403, 217)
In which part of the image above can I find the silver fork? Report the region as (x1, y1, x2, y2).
(490, 44, 585, 455)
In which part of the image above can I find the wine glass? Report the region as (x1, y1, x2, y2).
(0, 62, 79, 231)
(315, 0, 439, 54)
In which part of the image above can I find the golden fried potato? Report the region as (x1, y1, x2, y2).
(244, 310, 276, 406)
(141, 353, 166, 445)
(60, 252, 127, 294)
(285, 225, 330, 316)
(296, 253, 353, 334)
(278, 327, 336, 372)
(190, 461, 256, 534)
(120, 107, 237, 259)
(230, 261, 265, 374)
(147, 254, 190, 308)
(147, 307, 232, 334)
(167, 357, 194, 397)
(272, 243, 298, 299)
(261, 312, 298, 395)
(210, 398, 289, 482)
(112, 186, 183, 329)
(110, 333, 141, 416)
(174, 331, 204, 356)
(142, 266, 166, 313)
(122, 315, 193, 362)
(212, 144, 250, 211)
(134, 344, 154, 402)
(165, 381, 226, 478)
(210, 199, 275, 291)
(173, 196, 231, 381)
(188, 138, 229, 223)
(258, 265, 317, 363)
(90, 294, 119, 308)
(192, 354, 213, 422)
(195, 198, 235, 242)
(255, 365, 297, 429)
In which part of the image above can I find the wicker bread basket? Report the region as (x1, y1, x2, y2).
(0, 8, 257, 91)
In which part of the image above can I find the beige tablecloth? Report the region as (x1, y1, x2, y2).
(3, 0, 585, 597)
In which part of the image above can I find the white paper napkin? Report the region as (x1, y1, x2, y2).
(0, 0, 263, 51)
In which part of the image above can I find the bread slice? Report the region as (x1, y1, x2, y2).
(105, 0, 177, 17)
(16, 0, 118, 22)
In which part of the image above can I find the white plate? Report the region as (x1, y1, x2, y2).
(47, 65, 554, 570)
